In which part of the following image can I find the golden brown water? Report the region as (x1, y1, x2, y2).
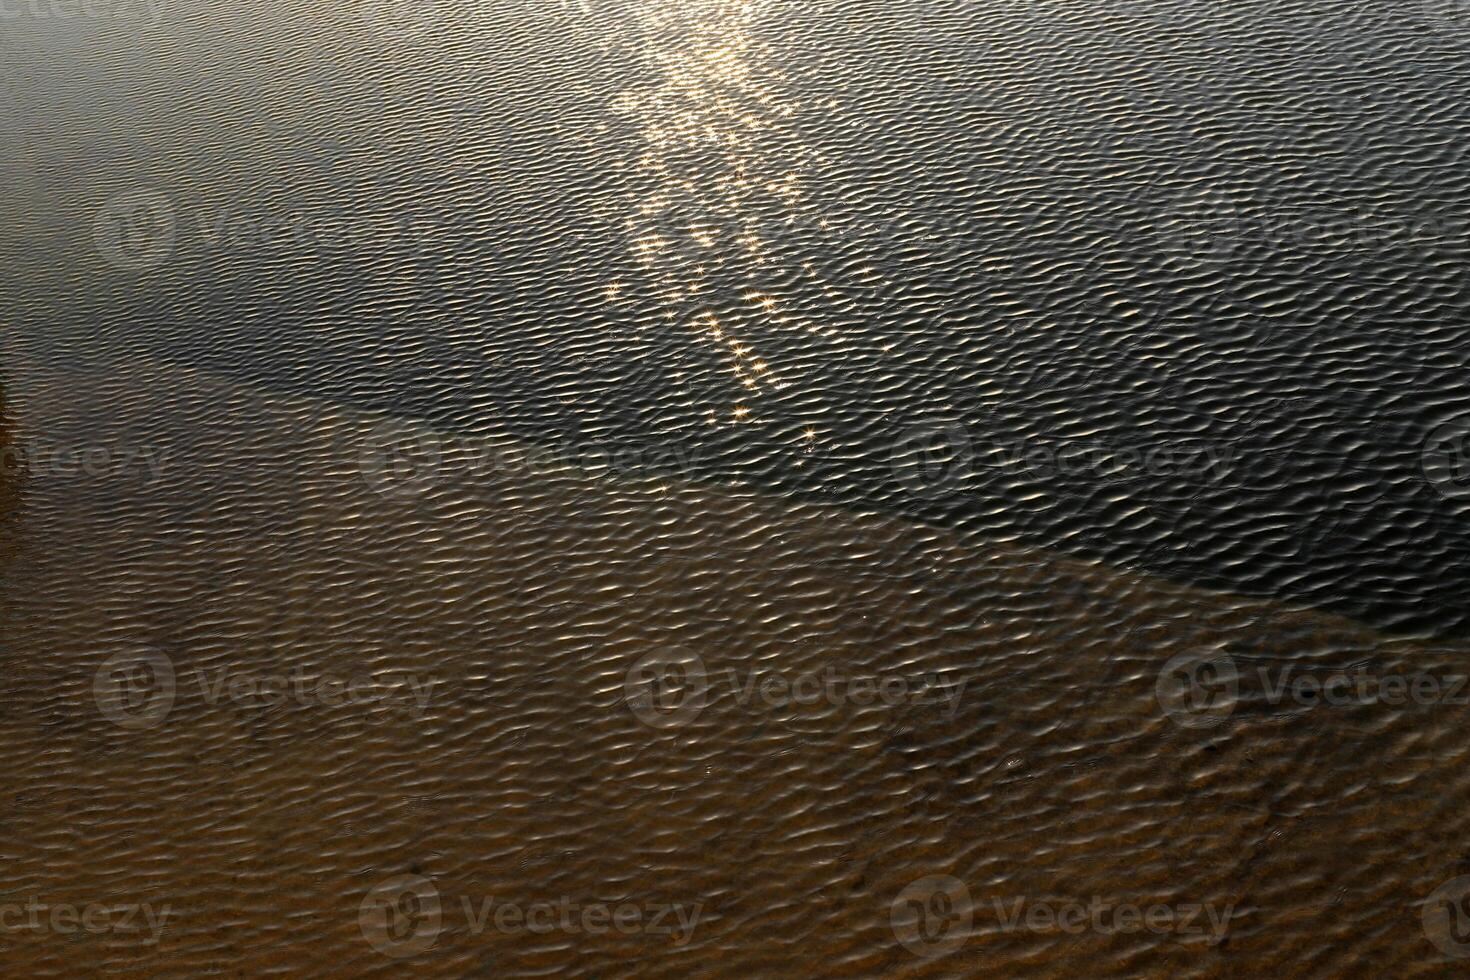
(2, 347, 1469, 975)
(8, 0, 1470, 975)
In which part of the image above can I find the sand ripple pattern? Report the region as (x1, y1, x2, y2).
(3, 0, 1470, 976)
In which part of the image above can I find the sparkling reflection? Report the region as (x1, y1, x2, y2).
(607, 0, 887, 425)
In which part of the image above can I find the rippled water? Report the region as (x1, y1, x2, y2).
(4, 0, 1470, 974)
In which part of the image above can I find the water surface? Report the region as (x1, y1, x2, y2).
(3, 0, 1470, 974)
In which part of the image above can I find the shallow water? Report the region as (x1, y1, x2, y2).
(4, 0, 1470, 975)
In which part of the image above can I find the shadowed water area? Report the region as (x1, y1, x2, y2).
(3, 0, 1470, 975)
